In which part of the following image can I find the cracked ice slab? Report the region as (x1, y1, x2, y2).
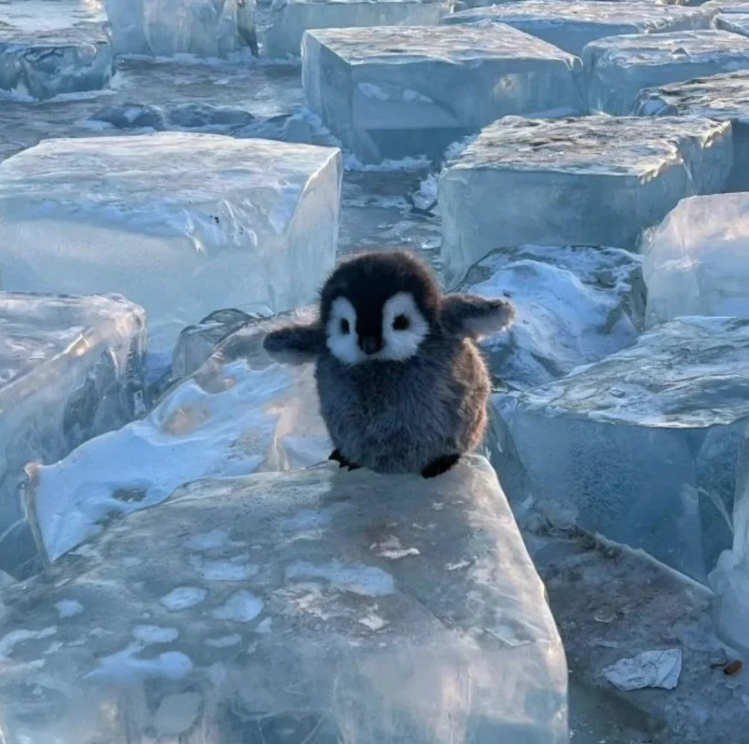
(643, 193, 749, 326)
(302, 24, 585, 164)
(582, 29, 749, 115)
(438, 115, 732, 287)
(5, 456, 567, 743)
(0, 0, 113, 100)
(0, 133, 342, 356)
(442, 1, 716, 56)
(495, 317, 749, 584)
(102, 0, 258, 57)
(0, 292, 145, 578)
(25, 310, 330, 563)
(635, 70, 749, 191)
(265, 0, 451, 58)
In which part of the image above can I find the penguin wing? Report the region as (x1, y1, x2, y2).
(440, 293, 516, 340)
(263, 323, 327, 365)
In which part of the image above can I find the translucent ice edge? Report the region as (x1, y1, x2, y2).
(28, 359, 330, 563)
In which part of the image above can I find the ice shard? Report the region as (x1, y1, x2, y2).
(643, 193, 749, 326)
(0, 292, 145, 578)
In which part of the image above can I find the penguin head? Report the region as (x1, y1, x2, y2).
(320, 251, 441, 365)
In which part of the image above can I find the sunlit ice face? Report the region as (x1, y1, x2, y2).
(325, 292, 430, 365)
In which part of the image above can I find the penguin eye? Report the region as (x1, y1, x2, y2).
(393, 314, 409, 331)
(340, 318, 350, 334)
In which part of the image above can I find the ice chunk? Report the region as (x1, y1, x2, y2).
(438, 115, 732, 287)
(0, 292, 145, 578)
(710, 432, 749, 658)
(717, 12, 749, 40)
(0, 133, 342, 356)
(25, 313, 330, 563)
(0, 0, 113, 100)
(302, 25, 585, 164)
(6, 456, 567, 743)
(265, 0, 450, 58)
(494, 316, 749, 583)
(442, 1, 716, 56)
(171, 307, 270, 380)
(642, 193, 749, 326)
(462, 245, 644, 390)
(634, 70, 749, 191)
(583, 30, 749, 115)
(102, 0, 258, 57)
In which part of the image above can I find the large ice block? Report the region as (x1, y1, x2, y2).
(0, 292, 145, 578)
(102, 0, 258, 57)
(635, 71, 749, 191)
(441, 1, 716, 56)
(582, 30, 749, 115)
(7, 456, 567, 743)
(643, 193, 749, 327)
(265, 0, 451, 58)
(27, 309, 330, 563)
(462, 245, 644, 390)
(438, 115, 732, 287)
(0, 0, 113, 100)
(302, 25, 585, 164)
(717, 12, 749, 39)
(0, 133, 343, 356)
(494, 316, 749, 583)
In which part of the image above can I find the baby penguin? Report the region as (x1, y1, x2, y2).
(263, 251, 515, 478)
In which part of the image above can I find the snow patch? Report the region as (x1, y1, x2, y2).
(285, 561, 395, 596)
(160, 587, 208, 611)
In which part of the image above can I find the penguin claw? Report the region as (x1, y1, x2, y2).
(421, 454, 461, 479)
(329, 449, 361, 472)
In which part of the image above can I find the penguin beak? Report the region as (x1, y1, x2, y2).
(359, 336, 381, 356)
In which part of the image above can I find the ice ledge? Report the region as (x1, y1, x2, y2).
(11, 455, 568, 743)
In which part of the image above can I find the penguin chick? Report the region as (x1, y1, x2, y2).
(262, 251, 515, 478)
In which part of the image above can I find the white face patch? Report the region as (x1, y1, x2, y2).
(325, 292, 430, 365)
(380, 292, 429, 361)
(326, 296, 365, 365)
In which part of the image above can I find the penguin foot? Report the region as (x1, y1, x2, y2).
(421, 454, 461, 479)
(329, 449, 362, 472)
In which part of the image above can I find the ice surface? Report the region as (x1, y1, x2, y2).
(494, 316, 749, 583)
(102, 0, 258, 57)
(265, 0, 450, 58)
(438, 115, 732, 287)
(0, 133, 342, 356)
(0, 0, 113, 100)
(442, 1, 716, 56)
(582, 30, 749, 115)
(0, 292, 145, 578)
(302, 25, 585, 164)
(5, 456, 567, 743)
(635, 70, 749, 191)
(717, 12, 749, 40)
(25, 312, 330, 563)
(462, 245, 644, 390)
(643, 193, 749, 327)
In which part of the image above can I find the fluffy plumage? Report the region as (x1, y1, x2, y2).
(262, 251, 515, 478)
